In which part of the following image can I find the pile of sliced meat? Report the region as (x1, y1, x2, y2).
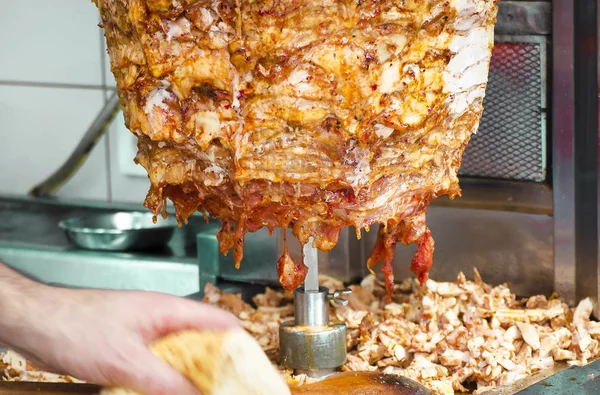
(203, 272, 600, 395)
(94, 0, 499, 292)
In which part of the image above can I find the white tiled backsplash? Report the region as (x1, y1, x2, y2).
(0, 0, 149, 204)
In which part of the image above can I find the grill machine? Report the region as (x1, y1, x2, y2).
(8, 0, 599, 391)
(193, 0, 600, 383)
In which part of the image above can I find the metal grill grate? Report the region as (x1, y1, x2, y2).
(460, 40, 547, 182)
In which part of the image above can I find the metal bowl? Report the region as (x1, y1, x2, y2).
(58, 212, 178, 251)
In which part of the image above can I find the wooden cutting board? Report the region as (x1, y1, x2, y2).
(0, 382, 101, 394)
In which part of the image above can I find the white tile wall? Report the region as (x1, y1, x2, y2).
(0, 85, 108, 200)
(0, 1, 103, 86)
(107, 110, 152, 204)
(0, 0, 147, 205)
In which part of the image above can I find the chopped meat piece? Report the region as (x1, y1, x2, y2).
(349, 286, 379, 313)
(573, 297, 594, 326)
(0, 351, 83, 383)
(219, 293, 253, 315)
(253, 287, 286, 307)
(201, 282, 253, 315)
(358, 314, 376, 342)
(516, 322, 541, 351)
(93, 0, 499, 292)
(526, 295, 549, 310)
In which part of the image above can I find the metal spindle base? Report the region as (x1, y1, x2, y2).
(279, 287, 347, 374)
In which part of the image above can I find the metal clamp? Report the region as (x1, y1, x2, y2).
(328, 288, 352, 306)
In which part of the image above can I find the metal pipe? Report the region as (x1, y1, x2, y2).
(294, 287, 329, 326)
(28, 92, 121, 198)
(597, 0, 600, 318)
(553, 0, 577, 306)
(573, 0, 600, 308)
(303, 239, 319, 292)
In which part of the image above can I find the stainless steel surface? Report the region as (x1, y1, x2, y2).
(279, 320, 347, 374)
(0, 197, 202, 296)
(550, 0, 600, 309)
(460, 35, 547, 182)
(294, 287, 329, 326)
(511, 358, 600, 394)
(481, 362, 571, 394)
(432, 179, 552, 215)
(552, 0, 577, 307)
(198, 207, 556, 300)
(595, 0, 600, 317)
(598, 0, 600, 319)
(1, 247, 199, 296)
(573, 0, 599, 312)
(196, 225, 279, 292)
(29, 93, 120, 198)
(197, 206, 555, 298)
(495, 1, 551, 36)
(58, 212, 178, 251)
(196, 224, 365, 291)
(365, 206, 554, 297)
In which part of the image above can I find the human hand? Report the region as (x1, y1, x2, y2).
(2, 286, 239, 395)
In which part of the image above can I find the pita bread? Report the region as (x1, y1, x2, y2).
(101, 329, 291, 395)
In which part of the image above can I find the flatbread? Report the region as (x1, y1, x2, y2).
(101, 329, 291, 395)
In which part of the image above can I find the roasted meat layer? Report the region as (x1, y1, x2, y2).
(94, 0, 498, 292)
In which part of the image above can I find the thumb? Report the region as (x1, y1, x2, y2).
(120, 348, 201, 395)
